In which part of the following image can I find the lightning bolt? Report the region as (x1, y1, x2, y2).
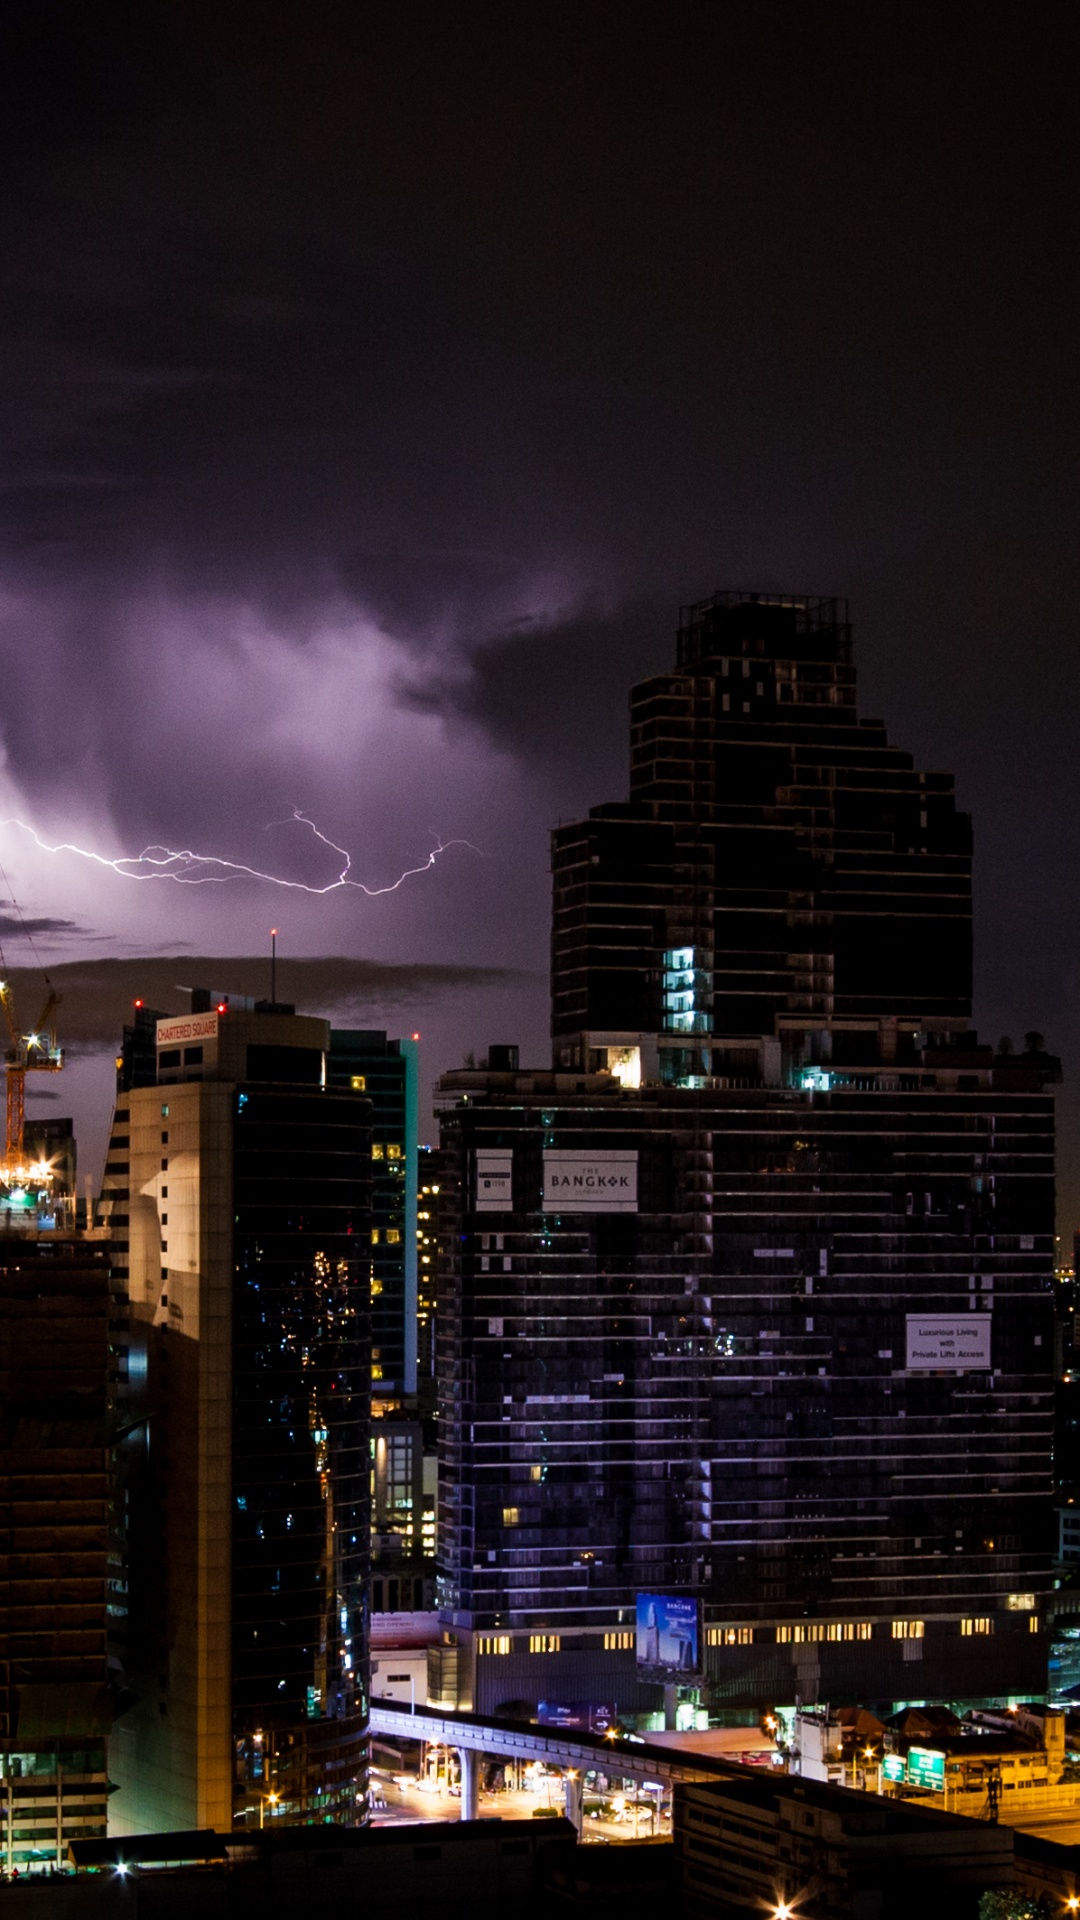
(0, 810, 479, 896)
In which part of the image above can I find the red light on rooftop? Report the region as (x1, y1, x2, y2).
(412, 1031, 420, 1041)
(217, 1002, 227, 1014)
(134, 998, 143, 1008)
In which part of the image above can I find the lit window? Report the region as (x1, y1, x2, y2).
(775, 1625, 793, 1644)
(371, 1365, 383, 1380)
(386, 1228, 401, 1244)
(371, 1229, 380, 1244)
(1004, 1593, 1036, 1611)
(855, 1623, 873, 1640)
(1029, 1615, 1040, 1633)
(372, 1143, 384, 1160)
(961, 1618, 993, 1636)
(478, 1635, 511, 1656)
(706, 1626, 754, 1646)
(603, 1631, 633, 1650)
(892, 1619, 925, 1639)
(350, 1075, 366, 1091)
(387, 1144, 402, 1160)
(502, 1507, 520, 1527)
(529, 1634, 560, 1653)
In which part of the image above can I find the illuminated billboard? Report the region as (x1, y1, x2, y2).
(635, 1593, 701, 1677)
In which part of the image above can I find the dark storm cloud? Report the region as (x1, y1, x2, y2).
(401, 598, 672, 782)
(0, 911, 86, 938)
(1, 955, 530, 1055)
(0, 2, 1077, 1212)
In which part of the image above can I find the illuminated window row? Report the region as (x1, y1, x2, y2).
(370, 1228, 402, 1244)
(604, 1631, 634, 1650)
(529, 1634, 560, 1653)
(477, 1635, 511, 1656)
(960, 1617, 993, 1636)
(706, 1626, 754, 1646)
(775, 1622, 873, 1644)
(892, 1619, 925, 1639)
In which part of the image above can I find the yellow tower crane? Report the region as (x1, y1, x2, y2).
(0, 979, 63, 1181)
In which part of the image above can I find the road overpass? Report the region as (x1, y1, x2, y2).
(369, 1697, 753, 1826)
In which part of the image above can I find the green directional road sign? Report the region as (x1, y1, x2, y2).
(906, 1747, 945, 1791)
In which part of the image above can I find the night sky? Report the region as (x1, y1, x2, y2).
(2, 4, 1079, 1227)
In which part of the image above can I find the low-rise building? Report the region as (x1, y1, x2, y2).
(676, 1771, 1014, 1919)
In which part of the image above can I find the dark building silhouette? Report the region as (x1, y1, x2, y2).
(327, 1030, 418, 1402)
(0, 1235, 117, 1868)
(435, 591, 1058, 1720)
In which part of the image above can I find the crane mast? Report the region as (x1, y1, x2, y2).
(0, 980, 63, 1184)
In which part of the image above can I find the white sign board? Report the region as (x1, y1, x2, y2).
(156, 1012, 220, 1047)
(543, 1150, 638, 1213)
(475, 1149, 513, 1212)
(905, 1313, 991, 1371)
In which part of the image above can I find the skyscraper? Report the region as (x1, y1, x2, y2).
(327, 1029, 418, 1403)
(106, 998, 371, 1833)
(435, 592, 1057, 1721)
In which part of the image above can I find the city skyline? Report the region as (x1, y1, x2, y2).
(0, 5, 1078, 1226)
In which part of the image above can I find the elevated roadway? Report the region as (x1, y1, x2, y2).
(369, 1697, 751, 1824)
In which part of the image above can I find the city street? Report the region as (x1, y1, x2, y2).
(368, 1765, 672, 1844)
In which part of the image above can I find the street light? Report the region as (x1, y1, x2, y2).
(259, 1791, 279, 1830)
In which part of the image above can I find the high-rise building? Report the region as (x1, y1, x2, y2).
(0, 1233, 117, 1870)
(106, 998, 371, 1834)
(327, 1030, 418, 1403)
(435, 591, 1058, 1721)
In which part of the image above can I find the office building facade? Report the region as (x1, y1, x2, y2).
(106, 1001, 371, 1833)
(0, 1234, 117, 1868)
(435, 591, 1057, 1720)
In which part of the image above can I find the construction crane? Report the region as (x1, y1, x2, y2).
(0, 979, 63, 1181)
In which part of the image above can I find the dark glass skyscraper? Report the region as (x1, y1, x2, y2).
(435, 592, 1058, 1721)
(328, 1030, 418, 1403)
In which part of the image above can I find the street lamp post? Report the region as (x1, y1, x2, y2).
(258, 1792, 279, 1830)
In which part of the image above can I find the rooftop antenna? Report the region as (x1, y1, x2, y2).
(271, 928, 278, 1007)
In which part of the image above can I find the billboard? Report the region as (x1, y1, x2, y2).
(537, 1701, 617, 1733)
(905, 1313, 991, 1371)
(475, 1149, 513, 1212)
(542, 1150, 638, 1213)
(636, 1593, 701, 1677)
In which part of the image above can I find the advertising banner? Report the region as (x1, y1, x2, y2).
(905, 1314, 991, 1371)
(475, 1149, 513, 1212)
(635, 1592, 701, 1676)
(542, 1150, 638, 1213)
